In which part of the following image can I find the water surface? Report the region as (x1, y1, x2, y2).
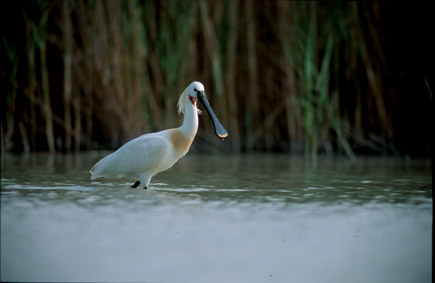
(1, 153, 432, 282)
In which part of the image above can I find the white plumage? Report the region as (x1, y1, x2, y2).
(89, 81, 227, 189)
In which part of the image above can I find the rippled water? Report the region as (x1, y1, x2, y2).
(1, 153, 432, 282)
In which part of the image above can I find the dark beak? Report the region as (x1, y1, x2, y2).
(197, 91, 228, 139)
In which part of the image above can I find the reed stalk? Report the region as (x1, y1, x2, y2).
(222, 0, 241, 151)
(62, 0, 72, 151)
(2, 38, 18, 152)
(28, 5, 55, 154)
(244, 0, 259, 151)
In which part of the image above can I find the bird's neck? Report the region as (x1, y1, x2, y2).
(179, 99, 198, 138)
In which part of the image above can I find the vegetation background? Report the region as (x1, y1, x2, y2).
(1, 1, 433, 160)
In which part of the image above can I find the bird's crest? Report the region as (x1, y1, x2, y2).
(177, 89, 187, 115)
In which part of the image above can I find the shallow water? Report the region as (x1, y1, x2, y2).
(1, 153, 432, 282)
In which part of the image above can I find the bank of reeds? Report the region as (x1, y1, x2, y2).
(1, 1, 432, 158)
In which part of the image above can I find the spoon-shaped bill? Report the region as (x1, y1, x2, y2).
(197, 92, 228, 139)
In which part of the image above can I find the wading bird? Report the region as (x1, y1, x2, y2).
(89, 81, 228, 189)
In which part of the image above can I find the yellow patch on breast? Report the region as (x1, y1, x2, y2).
(169, 129, 194, 156)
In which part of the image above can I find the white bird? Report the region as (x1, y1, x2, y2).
(89, 81, 228, 189)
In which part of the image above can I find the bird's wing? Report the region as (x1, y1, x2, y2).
(90, 133, 171, 179)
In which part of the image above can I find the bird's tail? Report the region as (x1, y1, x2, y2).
(89, 159, 104, 180)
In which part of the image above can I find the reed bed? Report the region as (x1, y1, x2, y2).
(1, 1, 432, 158)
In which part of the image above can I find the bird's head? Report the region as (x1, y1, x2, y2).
(177, 81, 228, 139)
(177, 81, 204, 115)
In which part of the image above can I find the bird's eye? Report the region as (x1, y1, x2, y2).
(194, 88, 197, 92)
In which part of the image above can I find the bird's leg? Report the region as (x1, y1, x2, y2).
(131, 181, 140, 188)
(138, 173, 151, 190)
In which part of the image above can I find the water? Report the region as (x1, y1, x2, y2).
(1, 153, 432, 282)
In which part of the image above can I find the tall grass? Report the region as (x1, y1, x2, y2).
(1, 1, 431, 158)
